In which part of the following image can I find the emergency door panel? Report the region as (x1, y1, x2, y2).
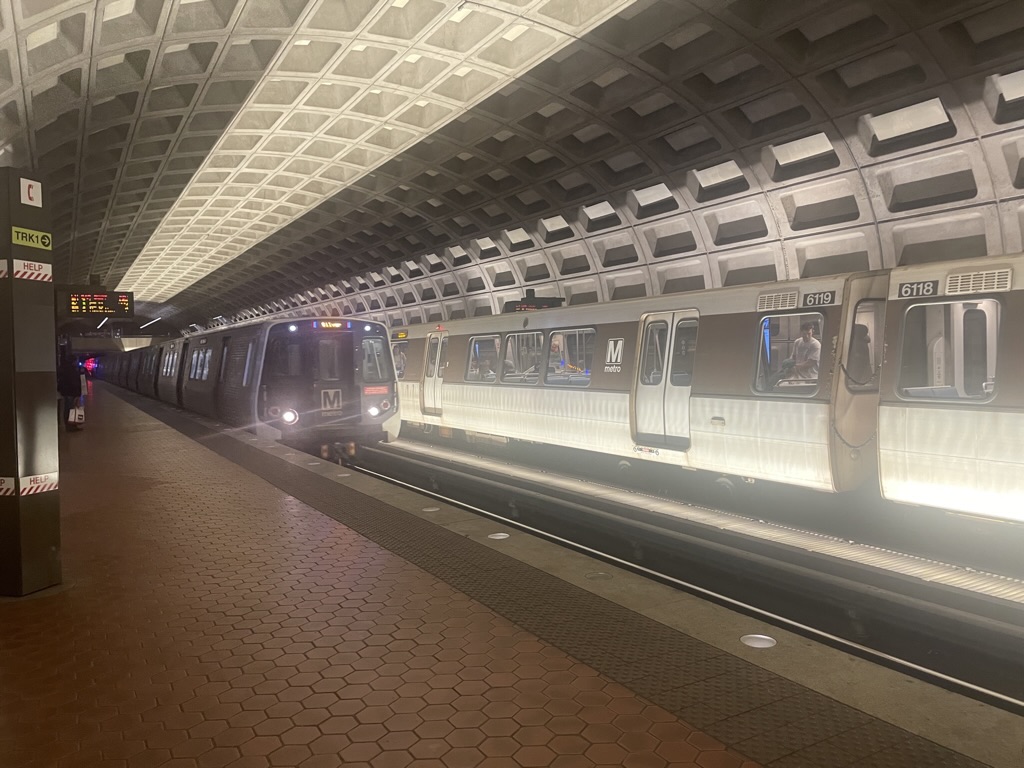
(633, 312, 698, 450)
(421, 332, 448, 416)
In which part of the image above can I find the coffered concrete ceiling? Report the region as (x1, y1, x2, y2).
(3, 0, 1024, 330)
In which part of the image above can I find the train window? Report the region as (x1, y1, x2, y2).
(200, 349, 212, 381)
(318, 339, 341, 381)
(754, 312, 823, 395)
(218, 338, 231, 383)
(466, 335, 500, 383)
(241, 342, 255, 387)
(393, 342, 408, 380)
(266, 339, 303, 377)
(640, 322, 668, 386)
(189, 350, 200, 380)
(671, 320, 699, 387)
(500, 332, 544, 384)
(545, 328, 595, 387)
(361, 337, 392, 384)
(845, 301, 884, 391)
(899, 299, 999, 401)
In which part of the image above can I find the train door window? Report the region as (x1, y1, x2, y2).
(393, 342, 408, 379)
(640, 322, 668, 386)
(189, 350, 200, 380)
(241, 342, 255, 387)
(500, 332, 544, 384)
(201, 349, 212, 381)
(466, 335, 500, 383)
(899, 299, 999, 400)
(426, 338, 439, 377)
(361, 337, 392, 383)
(754, 312, 824, 395)
(545, 328, 595, 387)
(318, 338, 341, 381)
(218, 338, 231, 383)
(845, 301, 883, 391)
(671, 320, 699, 387)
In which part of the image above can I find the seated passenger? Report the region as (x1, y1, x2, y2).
(785, 322, 820, 381)
(548, 339, 566, 374)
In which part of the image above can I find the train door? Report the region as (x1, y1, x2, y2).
(175, 340, 190, 406)
(633, 311, 699, 450)
(421, 331, 448, 416)
(152, 348, 163, 397)
(830, 273, 889, 492)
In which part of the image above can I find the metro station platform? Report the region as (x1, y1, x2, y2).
(1, 385, 1019, 768)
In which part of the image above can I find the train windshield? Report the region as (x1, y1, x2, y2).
(361, 337, 392, 383)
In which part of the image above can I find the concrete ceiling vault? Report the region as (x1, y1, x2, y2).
(3, 0, 1024, 332)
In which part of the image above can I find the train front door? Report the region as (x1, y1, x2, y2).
(632, 311, 699, 450)
(421, 331, 448, 416)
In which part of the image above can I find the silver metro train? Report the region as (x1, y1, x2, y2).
(105, 318, 400, 458)
(392, 254, 1023, 523)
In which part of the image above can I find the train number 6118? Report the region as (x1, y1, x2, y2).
(898, 280, 939, 298)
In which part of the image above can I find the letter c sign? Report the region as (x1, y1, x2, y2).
(20, 178, 42, 208)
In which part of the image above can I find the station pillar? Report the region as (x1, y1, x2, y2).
(0, 167, 61, 596)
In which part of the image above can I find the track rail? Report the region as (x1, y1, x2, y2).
(354, 440, 1024, 714)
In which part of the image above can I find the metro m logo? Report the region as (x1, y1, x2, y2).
(321, 389, 343, 411)
(604, 338, 624, 373)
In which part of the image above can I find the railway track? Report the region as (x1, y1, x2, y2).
(353, 438, 1024, 714)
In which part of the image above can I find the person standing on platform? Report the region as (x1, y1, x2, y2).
(57, 354, 83, 432)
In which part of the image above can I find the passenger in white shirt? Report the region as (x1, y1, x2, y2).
(788, 322, 821, 380)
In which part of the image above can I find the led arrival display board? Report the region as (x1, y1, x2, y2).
(66, 291, 135, 318)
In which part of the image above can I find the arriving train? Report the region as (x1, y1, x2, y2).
(392, 254, 1023, 523)
(104, 318, 400, 458)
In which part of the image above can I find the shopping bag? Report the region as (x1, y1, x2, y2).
(70, 399, 85, 425)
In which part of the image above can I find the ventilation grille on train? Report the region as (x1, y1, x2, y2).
(757, 291, 799, 312)
(946, 269, 1012, 295)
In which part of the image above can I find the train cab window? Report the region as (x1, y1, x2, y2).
(899, 299, 999, 400)
(393, 342, 408, 380)
(640, 322, 668, 386)
(361, 337, 392, 384)
(426, 338, 439, 377)
(545, 328, 595, 387)
(266, 338, 303, 377)
(466, 335, 500, 383)
(754, 313, 823, 395)
(241, 342, 255, 387)
(671, 320, 699, 387)
(845, 301, 884, 391)
(500, 332, 544, 384)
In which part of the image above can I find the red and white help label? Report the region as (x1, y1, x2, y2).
(13, 259, 52, 282)
(19, 473, 58, 495)
(0, 477, 15, 496)
(0, 260, 7, 279)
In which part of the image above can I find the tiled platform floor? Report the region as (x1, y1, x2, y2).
(0, 385, 1004, 768)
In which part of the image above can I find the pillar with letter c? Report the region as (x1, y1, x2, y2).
(0, 166, 61, 596)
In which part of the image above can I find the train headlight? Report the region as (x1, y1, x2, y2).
(367, 406, 380, 417)
(380, 400, 391, 412)
(281, 409, 299, 425)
